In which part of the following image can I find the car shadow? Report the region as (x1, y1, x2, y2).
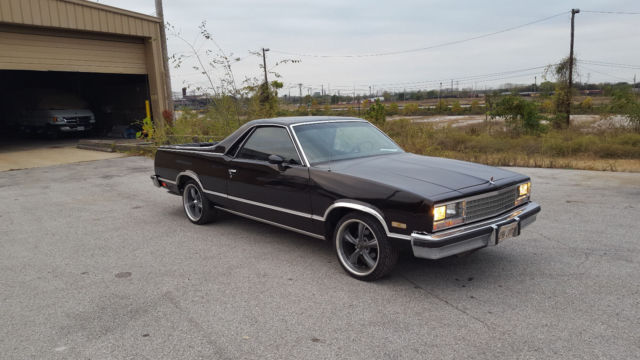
(172, 208, 528, 289)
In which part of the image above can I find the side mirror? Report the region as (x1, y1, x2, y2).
(268, 154, 287, 171)
(268, 154, 284, 165)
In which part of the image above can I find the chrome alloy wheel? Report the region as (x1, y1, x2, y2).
(183, 183, 204, 222)
(336, 219, 380, 276)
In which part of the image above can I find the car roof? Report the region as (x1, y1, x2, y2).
(246, 116, 364, 126)
(212, 116, 366, 154)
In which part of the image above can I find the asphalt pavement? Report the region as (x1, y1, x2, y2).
(1, 156, 639, 359)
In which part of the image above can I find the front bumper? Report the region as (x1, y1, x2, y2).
(411, 201, 541, 259)
(53, 124, 92, 132)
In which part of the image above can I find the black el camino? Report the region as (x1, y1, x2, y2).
(151, 116, 540, 281)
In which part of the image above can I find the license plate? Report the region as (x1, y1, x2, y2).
(497, 222, 519, 243)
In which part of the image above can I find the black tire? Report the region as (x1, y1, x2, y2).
(334, 212, 399, 281)
(182, 180, 216, 225)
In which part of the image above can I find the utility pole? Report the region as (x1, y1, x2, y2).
(450, 79, 453, 96)
(439, 82, 442, 102)
(261, 48, 270, 85)
(534, 76, 537, 92)
(567, 8, 580, 127)
(155, 0, 173, 118)
(298, 83, 303, 105)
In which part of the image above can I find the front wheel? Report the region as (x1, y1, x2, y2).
(182, 180, 216, 224)
(334, 212, 399, 281)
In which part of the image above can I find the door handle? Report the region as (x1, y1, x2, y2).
(228, 169, 237, 177)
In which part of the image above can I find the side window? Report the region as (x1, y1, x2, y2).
(236, 127, 302, 165)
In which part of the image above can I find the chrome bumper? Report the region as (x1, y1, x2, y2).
(411, 202, 541, 260)
(150, 175, 161, 187)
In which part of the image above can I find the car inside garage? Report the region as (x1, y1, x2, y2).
(0, 0, 171, 142)
(0, 70, 150, 138)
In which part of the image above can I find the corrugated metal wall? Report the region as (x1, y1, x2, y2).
(0, 0, 169, 120)
(0, 0, 159, 37)
(0, 30, 147, 74)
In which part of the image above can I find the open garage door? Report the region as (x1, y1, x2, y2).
(0, 29, 147, 75)
(0, 70, 150, 138)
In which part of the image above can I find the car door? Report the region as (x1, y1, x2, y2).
(227, 126, 314, 234)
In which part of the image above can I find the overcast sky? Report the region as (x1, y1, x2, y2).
(95, 0, 639, 94)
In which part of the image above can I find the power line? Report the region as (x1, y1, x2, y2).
(271, 11, 569, 58)
(371, 65, 553, 87)
(581, 60, 640, 70)
(582, 10, 640, 15)
(579, 65, 633, 82)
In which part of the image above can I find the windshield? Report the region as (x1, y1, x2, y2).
(36, 92, 88, 110)
(293, 121, 403, 165)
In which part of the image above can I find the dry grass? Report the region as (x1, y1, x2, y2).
(382, 119, 640, 172)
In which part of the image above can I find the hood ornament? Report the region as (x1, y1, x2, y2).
(489, 176, 495, 185)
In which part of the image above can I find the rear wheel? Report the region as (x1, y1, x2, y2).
(334, 212, 399, 281)
(182, 180, 216, 224)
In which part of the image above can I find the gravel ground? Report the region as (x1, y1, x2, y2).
(1, 156, 639, 359)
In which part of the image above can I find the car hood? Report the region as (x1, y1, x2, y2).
(319, 153, 522, 197)
(46, 109, 94, 117)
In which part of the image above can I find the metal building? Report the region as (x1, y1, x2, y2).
(0, 0, 170, 135)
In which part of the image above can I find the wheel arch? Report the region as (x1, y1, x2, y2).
(323, 200, 402, 241)
(176, 170, 204, 192)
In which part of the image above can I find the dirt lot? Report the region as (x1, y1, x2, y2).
(1, 156, 639, 359)
(387, 114, 630, 129)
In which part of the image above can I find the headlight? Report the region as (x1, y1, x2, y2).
(433, 201, 464, 230)
(433, 205, 447, 221)
(519, 182, 531, 196)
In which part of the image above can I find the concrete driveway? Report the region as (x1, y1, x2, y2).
(1, 157, 639, 359)
(0, 138, 124, 171)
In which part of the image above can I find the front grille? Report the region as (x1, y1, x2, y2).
(465, 186, 518, 222)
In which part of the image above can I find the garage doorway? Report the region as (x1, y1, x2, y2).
(0, 70, 151, 140)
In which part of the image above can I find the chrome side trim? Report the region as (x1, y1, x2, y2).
(227, 194, 311, 218)
(176, 170, 203, 188)
(174, 171, 412, 241)
(289, 119, 365, 127)
(175, 171, 225, 198)
(157, 177, 176, 185)
(159, 148, 224, 156)
(215, 206, 325, 240)
(204, 189, 226, 198)
(227, 124, 308, 167)
(288, 124, 311, 167)
(320, 201, 412, 241)
(176, 171, 311, 215)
